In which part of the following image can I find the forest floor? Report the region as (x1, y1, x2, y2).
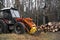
(0, 32, 60, 40)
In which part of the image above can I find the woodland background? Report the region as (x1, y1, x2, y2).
(0, 0, 60, 25)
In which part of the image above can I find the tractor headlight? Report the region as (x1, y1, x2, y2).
(9, 21, 11, 23)
(29, 27, 37, 34)
(8, 21, 12, 24)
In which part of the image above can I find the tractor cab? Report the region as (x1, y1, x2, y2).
(0, 7, 20, 24)
(0, 7, 20, 19)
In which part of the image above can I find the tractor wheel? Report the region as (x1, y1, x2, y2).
(0, 20, 8, 33)
(14, 22, 25, 34)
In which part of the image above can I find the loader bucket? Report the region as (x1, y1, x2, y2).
(29, 27, 37, 34)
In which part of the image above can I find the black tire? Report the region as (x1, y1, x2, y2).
(14, 22, 25, 34)
(0, 20, 8, 33)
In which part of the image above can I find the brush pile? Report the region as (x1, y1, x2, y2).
(39, 22, 60, 32)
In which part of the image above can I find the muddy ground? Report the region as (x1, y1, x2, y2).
(0, 32, 60, 40)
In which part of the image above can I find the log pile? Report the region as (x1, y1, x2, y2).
(39, 22, 60, 32)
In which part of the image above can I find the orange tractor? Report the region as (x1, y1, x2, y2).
(0, 7, 37, 34)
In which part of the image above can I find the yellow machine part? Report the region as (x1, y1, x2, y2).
(29, 27, 37, 34)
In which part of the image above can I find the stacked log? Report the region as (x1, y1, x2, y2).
(39, 22, 60, 32)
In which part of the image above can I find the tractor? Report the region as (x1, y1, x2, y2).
(0, 7, 37, 34)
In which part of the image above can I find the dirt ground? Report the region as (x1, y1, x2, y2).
(0, 32, 60, 40)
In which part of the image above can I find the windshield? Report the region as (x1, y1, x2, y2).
(10, 9, 20, 18)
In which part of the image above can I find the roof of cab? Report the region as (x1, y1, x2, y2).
(1, 7, 17, 11)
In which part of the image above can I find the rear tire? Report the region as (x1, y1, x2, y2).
(14, 22, 25, 34)
(0, 20, 8, 33)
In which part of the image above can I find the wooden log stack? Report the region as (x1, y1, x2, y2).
(39, 22, 60, 32)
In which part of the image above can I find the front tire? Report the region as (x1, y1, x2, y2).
(14, 22, 25, 34)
